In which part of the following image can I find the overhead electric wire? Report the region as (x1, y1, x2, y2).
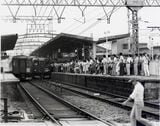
(63, 8, 98, 32)
(65, 9, 105, 33)
(38, 4, 50, 24)
(78, 7, 121, 35)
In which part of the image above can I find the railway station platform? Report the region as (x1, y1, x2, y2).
(1, 73, 20, 122)
(51, 72, 160, 101)
(0, 73, 19, 82)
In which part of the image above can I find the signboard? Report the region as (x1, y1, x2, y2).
(126, 0, 144, 7)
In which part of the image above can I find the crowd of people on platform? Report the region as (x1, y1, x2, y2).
(50, 53, 160, 76)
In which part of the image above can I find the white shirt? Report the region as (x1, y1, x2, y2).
(120, 55, 124, 63)
(126, 57, 133, 63)
(89, 59, 93, 65)
(102, 58, 107, 64)
(134, 56, 139, 64)
(108, 57, 112, 63)
(130, 82, 144, 102)
(142, 56, 149, 64)
(113, 57, 117, 63)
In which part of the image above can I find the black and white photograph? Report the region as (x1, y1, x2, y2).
(0, 0, 160, 126)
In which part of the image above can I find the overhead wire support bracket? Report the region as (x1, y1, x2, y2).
(99, 0, 121, 24)
(2, 0, 160, 7)
(51, 0, 66, 23)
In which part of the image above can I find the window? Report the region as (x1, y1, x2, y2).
(123, 44, 128, 49)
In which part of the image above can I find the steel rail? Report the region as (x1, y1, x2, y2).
(42, 80, 159, 119)
(29, 81, 115, 126)
(18, 83, 62, 126)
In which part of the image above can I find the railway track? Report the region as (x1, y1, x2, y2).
(49, 81, 159, 109)
(37, 80, 159, 120)
(19, 82, 115, 126)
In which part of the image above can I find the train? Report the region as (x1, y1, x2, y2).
(12, 55, 52, 80)
(12, 55, 33, 80)
(32, 57, 51, 79)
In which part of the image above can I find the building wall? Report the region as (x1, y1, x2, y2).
(139, 48, 150, 54)
(153, 47, 160, 55)
(112, 41, 117, 54)
(139, 47, 160, 55)
(111, 37, 131, 55)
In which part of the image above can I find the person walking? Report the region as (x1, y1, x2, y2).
(122, 79, 153, 126)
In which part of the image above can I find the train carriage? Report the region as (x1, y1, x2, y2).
(12, 55, 32, 80)
(32, 57, 51, 79)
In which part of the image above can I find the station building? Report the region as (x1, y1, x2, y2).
(139, 43, 160, 55)
(98, 33, 130, 55)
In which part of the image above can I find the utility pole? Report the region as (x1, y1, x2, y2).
(126, 0, 143, 55)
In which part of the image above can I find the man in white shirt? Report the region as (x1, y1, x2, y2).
(102, 55, 108, 75)
(134, 54, 139, 76)
(122, 79, 153, 126)
(126, 55, 133, 75)
(143, 53, 150, 76)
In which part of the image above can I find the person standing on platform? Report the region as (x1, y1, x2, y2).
(143, 53, 150, 76)
(126, 55, 133, 76)
(122, 79, 153, 126)
(102, 55, 108, 75)
(139, 54, 143, 75)
(119, 53, 125, 76)
(116, 57, 120, 75)
(134, 54, 139, 76)
(108, 55, 112, 75)
(112, 54, 117, 76)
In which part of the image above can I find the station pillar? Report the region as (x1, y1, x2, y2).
(92, 42, 96, 60)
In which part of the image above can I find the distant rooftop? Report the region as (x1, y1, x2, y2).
(97, 33, 130, 44)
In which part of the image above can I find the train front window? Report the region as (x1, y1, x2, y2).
(27, 60, 32, 67)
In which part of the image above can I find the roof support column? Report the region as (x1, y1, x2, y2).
(92, 42, 96, 60)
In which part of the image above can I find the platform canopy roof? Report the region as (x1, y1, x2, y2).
(97, 33, 130, 44)
(31, 33, 94, 56)
(31, 33, 130, 56)
(1, 34, 18, 51)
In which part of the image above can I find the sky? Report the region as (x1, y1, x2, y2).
(0, 4, 160, 46)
